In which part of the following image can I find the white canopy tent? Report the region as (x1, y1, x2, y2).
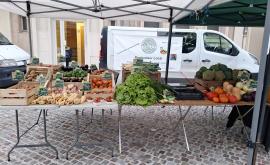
(0, 0, 223, 83)
(0, 0, 227, 21)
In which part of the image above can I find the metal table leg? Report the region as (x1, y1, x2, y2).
(174, 106, 191, 151)
(8, 109, 58, 161)
(118, 104, 122, 154)
(66, 110, 80, 160)
(235, 106, 254, 141)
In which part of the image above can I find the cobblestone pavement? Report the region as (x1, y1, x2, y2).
(0, 106, 270, 165)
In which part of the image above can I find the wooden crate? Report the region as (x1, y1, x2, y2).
(195, 78, 236, 90)
(84, 91, 114, 99)
(0, 82, 38, 105)
(28, 64, 62, 74)
(85, 73, 115, 99)
(25, 66, 52, 82)
(122, 69, 161, 82)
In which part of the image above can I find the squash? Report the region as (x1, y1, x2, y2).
(225, 84, 233, 93)
(223, 81, 230, 89)
(232, 87, 241, 101)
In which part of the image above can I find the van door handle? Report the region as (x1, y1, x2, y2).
(183, 59, 192, 62)
(202, 59, 211, 62)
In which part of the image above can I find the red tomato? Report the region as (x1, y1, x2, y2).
(206, 92, 218, 101)
(228, 95, 238, 103)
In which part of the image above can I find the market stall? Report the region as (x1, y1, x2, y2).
(0, 60, 259, 160)
(0, 1, 270, 165)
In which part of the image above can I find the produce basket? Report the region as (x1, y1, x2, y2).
(0, 82, 39, 105)
(28, 64, 62, 74)
(122, 68, 161, 82)
(85, 72, 115, 99)
(25, 66, 52, 82)
(58, 68, 88, 82)
(170, 85, 204, 100)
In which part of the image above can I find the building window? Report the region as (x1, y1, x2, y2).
(144, 21, 159, 28)
(20, 16, 28, 32)
(110, 20, 116, 26)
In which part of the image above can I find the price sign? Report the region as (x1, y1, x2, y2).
(12, 70, 24, 81)
(38, 87, 48, 96)
(82, 81, 91, 91)
(31, 57, 40, 65)
(54, 79, 64, 88)
(102, 73, 112, 80)
(55, 72, 63, 80)
(36, 74, 46, 85)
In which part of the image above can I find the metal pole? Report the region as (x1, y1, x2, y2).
(247, 0, 270, 164)
(27, 1, 33, 57)
(165, 8, 173, 84)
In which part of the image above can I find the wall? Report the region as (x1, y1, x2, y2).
(0, 10, 11, 41)
(31, 18, 54, 64)
(10, 13, 30, 54)
(85, 19, 103, 67)
(245, 27, 264, 58)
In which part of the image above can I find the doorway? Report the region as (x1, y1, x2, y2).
(56, 20, 85, 65)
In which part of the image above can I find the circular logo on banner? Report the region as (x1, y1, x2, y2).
(141, 38, 157, 54)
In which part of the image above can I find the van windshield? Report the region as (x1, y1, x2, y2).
(0, 33, 12, 45)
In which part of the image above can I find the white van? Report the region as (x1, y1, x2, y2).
(0, 32, 30, 88)
(100, 26, 259, 81)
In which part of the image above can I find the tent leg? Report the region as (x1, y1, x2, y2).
(27, 1, 33, 57)
(247, 0, 270, 164)
(165, 8, 173, 84)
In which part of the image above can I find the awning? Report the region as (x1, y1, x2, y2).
(0, 0, 217, 22)
(174, 0, 267, 26)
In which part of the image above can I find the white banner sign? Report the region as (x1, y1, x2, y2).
(112, 33, 183, 71)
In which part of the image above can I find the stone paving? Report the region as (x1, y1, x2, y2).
(0, 105, 270, 165)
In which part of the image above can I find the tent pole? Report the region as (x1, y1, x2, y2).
(247, 0, 270, 164)
(27, 1, 33, 58)
(165, 8, 173, 84)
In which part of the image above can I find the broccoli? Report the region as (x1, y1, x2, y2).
(215, 71, 225, 81)
(202, 70, 215, 81)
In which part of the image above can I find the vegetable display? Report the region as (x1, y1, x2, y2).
(61, 68, 87, 82)
(116, 73, 175, 106)
(196, 63, 252, 82)
(91, 77, 112, 89)
(206, 80, 257, 103)
(116, 73, 157, 106)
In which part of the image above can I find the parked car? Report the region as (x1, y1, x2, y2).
(0, 33, 30, 88)
(100, 26, 259, 79)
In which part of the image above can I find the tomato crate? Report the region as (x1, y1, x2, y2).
(0, 82, 39, 105)
(25, 66, 53, 82)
